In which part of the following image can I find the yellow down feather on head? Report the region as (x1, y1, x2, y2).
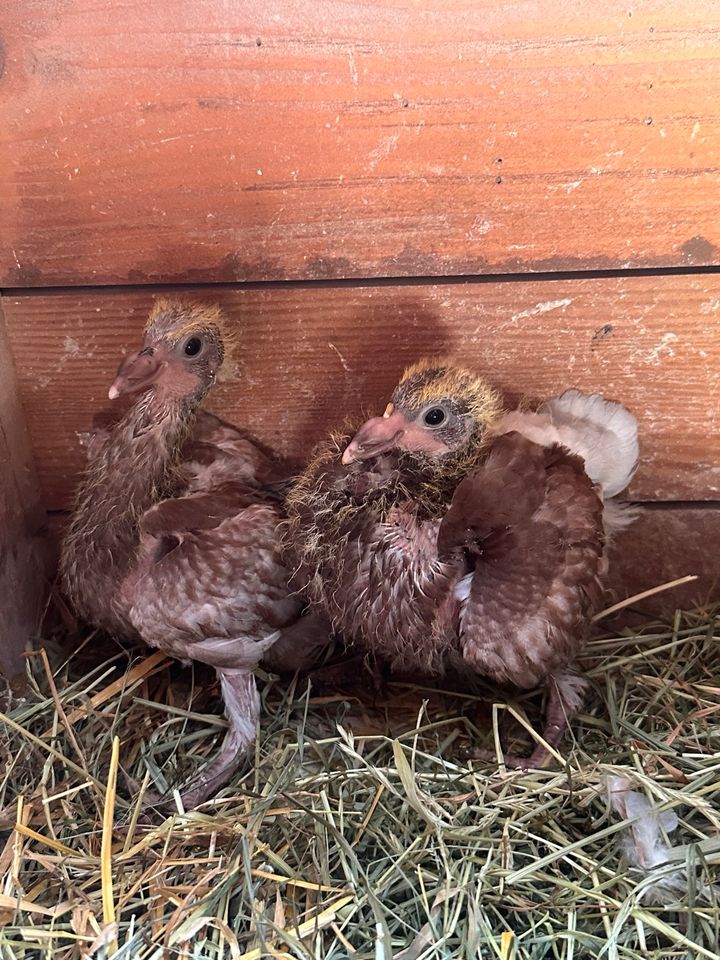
(145, 298, 239, 380)
(397, 356, 503, 426)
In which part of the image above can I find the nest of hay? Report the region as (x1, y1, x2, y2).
(1, 606, 719, 959)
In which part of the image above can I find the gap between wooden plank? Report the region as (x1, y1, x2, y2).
(4, 262, 720, 297)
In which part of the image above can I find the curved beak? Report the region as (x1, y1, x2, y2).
(342, 409, 410, 464)
(108, 345, 168, 399)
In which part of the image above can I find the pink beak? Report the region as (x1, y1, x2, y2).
(108, 345, 168, 399)
(342, 410, 410, 464)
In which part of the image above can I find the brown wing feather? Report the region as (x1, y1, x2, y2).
(439, 433, 605, 689)
(183, 412, 297, 492)
(118, 412, 320, 670)
(139, 482, 280, 539)
(123, 497, 302, 667)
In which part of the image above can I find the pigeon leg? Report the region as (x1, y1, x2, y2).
(472, 671, 588, 770)
(142, 668, 260, 810)
(178, 668, 260, 808)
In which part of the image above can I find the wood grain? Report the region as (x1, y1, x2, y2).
(2, 1, 720, 285)
(606, 507, 720, 618)
(0, 303, 49, 681)
(4, 273, 719, 510)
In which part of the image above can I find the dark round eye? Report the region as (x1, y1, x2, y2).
(423, 407, 446, 427)
(184, 337, 202, 357)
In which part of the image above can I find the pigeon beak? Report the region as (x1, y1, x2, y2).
(342, 410, 409, 464)
(108, 344, 169, 399)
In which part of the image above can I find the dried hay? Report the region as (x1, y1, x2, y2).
(1, 603, 719, 959)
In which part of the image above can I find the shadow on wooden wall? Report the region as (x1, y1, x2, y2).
(1, 0, 719, 675)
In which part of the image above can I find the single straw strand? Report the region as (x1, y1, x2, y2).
(101, 736, 121, 955)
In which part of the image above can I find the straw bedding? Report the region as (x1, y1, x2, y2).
(1, 606, 719, 959)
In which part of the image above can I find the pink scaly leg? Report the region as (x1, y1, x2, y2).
(140, 668, 261, 811)
(175, 668, 260, 808)
(472, 670, 588, 770)
(141, 631, 281, 810)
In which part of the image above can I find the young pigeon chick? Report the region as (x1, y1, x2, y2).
(61, 300, 328, 806)
(288, 359, 638, 768)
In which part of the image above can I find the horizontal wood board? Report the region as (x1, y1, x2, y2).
(3, 1, 720, 285)
(4, 273, 719, 510)
(605, 507, 719, 617)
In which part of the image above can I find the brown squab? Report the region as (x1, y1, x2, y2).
(61, 300, 328, 806)
(288, 359, 638, 768)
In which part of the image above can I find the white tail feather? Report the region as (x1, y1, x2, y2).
(496, 389, 639, 499)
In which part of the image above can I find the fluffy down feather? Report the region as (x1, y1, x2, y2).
(494, 388, 639, 538)
(495, 389, 639, 497)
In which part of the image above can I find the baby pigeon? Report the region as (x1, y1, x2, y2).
(61, 299, 329, 805)
(288, 358, 638, 767)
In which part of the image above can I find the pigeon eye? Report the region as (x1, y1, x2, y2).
(423, 407, 446, 427)
(184, 337, 202, 357)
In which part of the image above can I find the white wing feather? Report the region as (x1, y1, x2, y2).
(496, 389, 639, 498)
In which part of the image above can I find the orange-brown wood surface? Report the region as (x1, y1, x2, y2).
(4, 273, 719, 510)
(606, 507, 719, 616)
(0, 305, 48, 680)
(2, 1, 720, 286)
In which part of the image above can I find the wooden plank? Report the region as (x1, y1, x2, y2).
(607, 506, 720, 618)
(4, 272, 719, 510)
(0, 301, 48, 681)
(2, 1, 720, 286)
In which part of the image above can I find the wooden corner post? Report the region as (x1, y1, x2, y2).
(0, 297, 48, 681)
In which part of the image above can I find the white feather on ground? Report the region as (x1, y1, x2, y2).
(607, 776, 720, 904)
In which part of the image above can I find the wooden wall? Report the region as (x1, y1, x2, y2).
(3, 278, 720, 510)
(1, 0, 719, 652)
(3, 1, 720, 284)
